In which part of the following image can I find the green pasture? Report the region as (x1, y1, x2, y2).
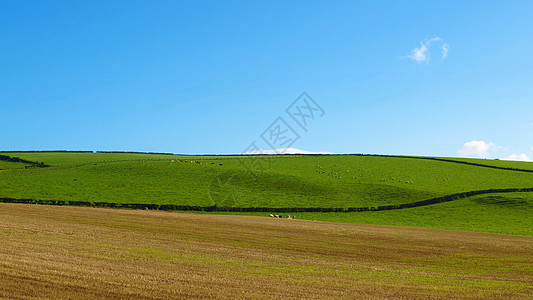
(0, 152, 532, 234)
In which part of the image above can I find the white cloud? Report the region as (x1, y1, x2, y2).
(501, 153, 532, 162)
(407, 43, 429, 63)
(458, 140, 533, 162)
(405, 37, 449, 64)
(458, 140, 494, 158)
(441, 43, 449, 61)
(243, 148, 333, 155)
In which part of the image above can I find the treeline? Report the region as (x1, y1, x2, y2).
(0, 155, 48, 168)
(0, 150, 94, 153)
(2, 188, 532, 212)
(0, 150, 178, 155)
(95, 151, 176, 155)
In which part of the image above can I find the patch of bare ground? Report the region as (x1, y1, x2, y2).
(0, 203, 531, 299)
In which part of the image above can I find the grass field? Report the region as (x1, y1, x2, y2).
(1, 152, 533, 208)
(445, 157, 533, 171)
(1, 203, 531, 299)
(0, 160, 31, 170)
(1, 152, 532, 235)
(210, 192, 533, 235)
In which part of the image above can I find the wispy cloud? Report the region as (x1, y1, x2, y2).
(407, 43, 429, 63)
(458, 140, 494, 158)
(502, 153, 532, 162)
(405, 37, 449, 64)
(441, 42, 449, 61)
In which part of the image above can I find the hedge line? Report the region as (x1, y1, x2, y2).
(0, 155, 49, 168)
(2, 187, 532, 213)
(383, 155, 533, 173)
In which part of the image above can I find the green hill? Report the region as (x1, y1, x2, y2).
(1, 152, 532, 234)
(0, 161, 30, 170)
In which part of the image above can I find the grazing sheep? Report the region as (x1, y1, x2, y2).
(287, 215, 292, 219)
(269, 214, 274, 217)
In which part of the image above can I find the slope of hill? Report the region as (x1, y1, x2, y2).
(443, 157, 533, 171)
(220, 192, 533, 235)
(0, 160, 30, 170)
(0, 154, 44, 170)
(0, 152, 532, 234)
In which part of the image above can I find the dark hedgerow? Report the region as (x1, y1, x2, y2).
(2, 187, 532, 212)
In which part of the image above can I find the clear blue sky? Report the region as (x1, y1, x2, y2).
(2, 1, 532, 159)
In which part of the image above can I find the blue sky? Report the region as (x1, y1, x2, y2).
(2, 1, 532, 160)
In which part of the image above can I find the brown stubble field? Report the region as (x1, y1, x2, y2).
(0, 203, 531, 299)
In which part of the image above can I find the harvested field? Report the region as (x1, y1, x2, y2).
(0, 203, 531, 299)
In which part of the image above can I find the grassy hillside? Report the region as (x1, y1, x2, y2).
(1, 203, 531, 299)
(1, 152, 532, 207)
(0, 160, 31, 170)
(1, 152, 532, 234)
(214, 192, 533, 235)
(0, 154, 41, 170)
(445, 157, 533, 171)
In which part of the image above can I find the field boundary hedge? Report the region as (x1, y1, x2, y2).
(2, 187, 533, 213)
(0, 155, 49, 168)
(382, 155, 533, 173)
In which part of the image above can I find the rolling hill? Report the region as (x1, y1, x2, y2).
(0, 151, 532, 234)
